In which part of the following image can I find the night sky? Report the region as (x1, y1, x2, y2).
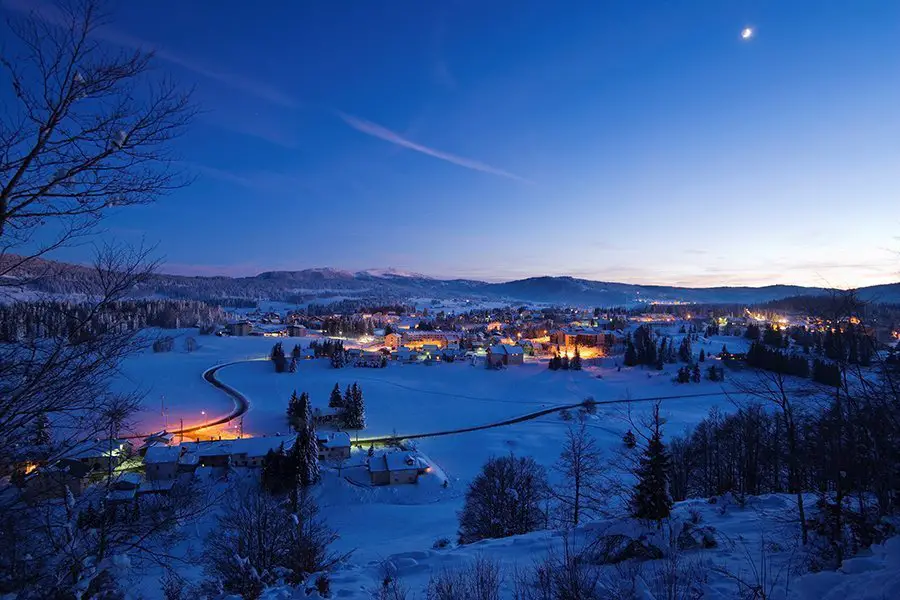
(5, 0, 899, 287)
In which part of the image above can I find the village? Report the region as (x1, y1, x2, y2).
(11, 297, 899, 518)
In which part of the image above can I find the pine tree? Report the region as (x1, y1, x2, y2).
(699, 349, 706, 362)
(32, 411, 51, 447)
(631, 406, 673, 524)
(623, 429, 637, 449)
(329, 383, 343, 409)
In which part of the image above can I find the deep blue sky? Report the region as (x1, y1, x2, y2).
(5, 0, 900, 286)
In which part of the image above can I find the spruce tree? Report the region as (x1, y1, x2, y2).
(631, 406, 673, 524)
(329, 383, 343, 409)
(699, 349, 706, 362)
(678, 337, 692, 363)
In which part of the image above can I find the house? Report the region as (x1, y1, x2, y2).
(182, 435, 295, 468)
(394, 347, 417, 362)
(287, 324, 308, 337)
(420, 343, 441, 358)
(227, 321, 252, 336)
(138, 431, 175, 457)
(367, 451, 429, 485)
(317, 432, 351, 460)
(23, 459, 92, 502)
(63, 439, 133, 472)
(487, 344, 525, 367)
(106, 472, 141, 505)
(143, 445, 182, 481)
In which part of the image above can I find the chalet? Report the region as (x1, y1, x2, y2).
(143, 445, 183, 481)
(182, 435, 295, 469)
(227, 321, 252, 336)
(23, 459, 92, 502)
(487, 344, 525, 367)
(287, 324, 308, 337)
(367, 451, 429, 485)
(317, 432, 351, 460)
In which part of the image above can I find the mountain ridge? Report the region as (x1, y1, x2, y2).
(2, 255, 898, 306)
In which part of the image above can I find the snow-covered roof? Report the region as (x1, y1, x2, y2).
(489, 344, 524, 355)
(62, 439, 131, 461)
(142, 431, 175, 445)
(178, 452, 199, 466)
(144, 445, 182, 464)
(113, 472, 142, 488)
(557, 327, 606, 336)
(400, 330, 460, 340)
(35, 458, 91, 480)
(182, 435, 295, 458)
(317, 431, 351, 449)
(368, 451, 428, 473)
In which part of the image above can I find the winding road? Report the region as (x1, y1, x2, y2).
(172, 358, 739, 443)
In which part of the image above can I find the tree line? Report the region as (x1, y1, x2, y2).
(0, 299, 226, 342)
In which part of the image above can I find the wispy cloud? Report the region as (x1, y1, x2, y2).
(1, 0, 298, 108)
(336, 111, 532, 184)
(187, 163, 255, 188)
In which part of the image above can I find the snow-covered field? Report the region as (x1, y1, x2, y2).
(116, 333, 758, 562)
(108, 332, 900, 598)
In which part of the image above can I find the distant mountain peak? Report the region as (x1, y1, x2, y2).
(357, 268, 431, 279)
